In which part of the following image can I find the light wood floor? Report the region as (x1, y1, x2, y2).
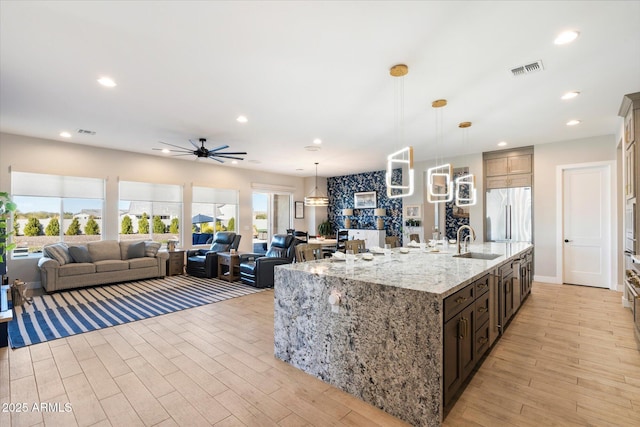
(1, 282, 638, 426)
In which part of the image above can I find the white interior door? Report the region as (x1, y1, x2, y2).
(562, 165, 611, 288)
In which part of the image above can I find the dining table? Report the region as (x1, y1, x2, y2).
(307, 238, 337, 247)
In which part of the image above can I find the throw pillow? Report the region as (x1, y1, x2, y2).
(127, 241, 146, 259)
(43, 242, 73, 265)
(68, 246, 92, 263)
(144, 241, 161, 257)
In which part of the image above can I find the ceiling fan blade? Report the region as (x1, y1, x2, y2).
(208, 144, 230, 152)
(213, 154, 246, 159)
(188, 139, 201, 149)
(159, 141, 192, 150)
(207, 155, 224, 163)
(214, 151, 247, 155)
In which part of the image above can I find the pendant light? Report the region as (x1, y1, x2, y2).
(304, 162, 329, 207)
(455, 121, 477, 207)
(386, 64, 415, 199)
(427, 99, 453, 203)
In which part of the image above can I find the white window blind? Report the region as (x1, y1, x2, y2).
(120, 181, 182, 202)
(192, 187, 238, 204)
(12, 172, 104, 198)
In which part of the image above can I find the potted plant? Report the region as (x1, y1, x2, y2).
(1, 192, 18, 275)
(317, 220, 332, 238)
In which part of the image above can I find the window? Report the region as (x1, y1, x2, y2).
(192, 187, 239, 244)
(11, 172, 105, 253)
(119, 181, 182, 247)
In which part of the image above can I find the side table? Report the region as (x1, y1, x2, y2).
(218, 251, 242, 282)
(166, 250, 185, 276)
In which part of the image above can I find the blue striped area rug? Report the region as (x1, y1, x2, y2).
(8, 276, 265, 349)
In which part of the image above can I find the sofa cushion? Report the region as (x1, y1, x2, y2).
(68, 245, 92, 263)
(127, 241, 146, 259)
(58, 263, 96, 277)
(94, 260, 129, 273)
(128, 257, 158, 269)
(144, 241, 162, 257)
(43, 243, 73, 265)
(87, 241, 121, 262)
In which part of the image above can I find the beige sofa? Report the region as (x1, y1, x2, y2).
(38, 240, 169, 292)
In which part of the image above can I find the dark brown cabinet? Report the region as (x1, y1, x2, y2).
(443, 273, 490, 407)
(166, 250, 185, 276)
(499, 261, 515, 329)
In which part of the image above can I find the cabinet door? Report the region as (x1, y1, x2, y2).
(486, 175, 509, 189)
(443, 303, 476, 407)
(485, 158, 508, 176)
(502, 273, 514, 325)
(508, 154, 532, 174)
(626, 142, 635, 199)
(508, 173, 532, 187)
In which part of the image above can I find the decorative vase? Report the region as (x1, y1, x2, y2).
(376, 217, 384, 230)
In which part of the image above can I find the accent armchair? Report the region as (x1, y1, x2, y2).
(186, 232, 240, 278)
(239, 234, 297, 288)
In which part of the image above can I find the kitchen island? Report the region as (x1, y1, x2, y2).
(274, 242, 533, 426)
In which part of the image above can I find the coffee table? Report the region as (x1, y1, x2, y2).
(217, 252, 242, 282)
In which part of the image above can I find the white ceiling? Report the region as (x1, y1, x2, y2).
(1, 1, 639, 178)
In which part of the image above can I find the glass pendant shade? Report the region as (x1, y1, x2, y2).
(454, 174, 477, 207)
(386, 146, 415, 198)
(427, 163, 453, 203)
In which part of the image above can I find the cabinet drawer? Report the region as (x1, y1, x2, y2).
(475, 274, 490, 296)
(475, 322, 491, 359)
(444, 284, 475, 322)
(475, 292, 490, 329)
(499, 261, 513, 277)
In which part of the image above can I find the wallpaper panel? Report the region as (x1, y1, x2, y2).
(327, 169, 403, 242)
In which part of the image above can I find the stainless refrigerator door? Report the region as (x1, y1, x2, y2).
(486, 188, 509, 241)
(510, 187, 532, 242)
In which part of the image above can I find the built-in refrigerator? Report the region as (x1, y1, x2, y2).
(485, 187, 532, 242)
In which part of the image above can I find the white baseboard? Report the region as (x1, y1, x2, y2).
(533, 275, 561, 284)
(622, 295, 631, 308)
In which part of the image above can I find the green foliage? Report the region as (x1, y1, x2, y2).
(24, 217, 43, 236)
(121, 216, 133, 234)
(318, 219, 332, 237)
(1, 192, 18, 263)
(45, 217, 60, 236)
(84, 215, 100, 235)
(169, 218, 179, 234)
(138, 213, 149, 234)
(227, 217, 235, 232)
(255, 212, 267, 220)
(201, 223, 214, 234)
(152, 215, 165, 233)
(405, 219, 421, 227)
(65, 218, 81, 235)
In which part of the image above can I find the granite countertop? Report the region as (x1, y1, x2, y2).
(280, 241, 533, 298)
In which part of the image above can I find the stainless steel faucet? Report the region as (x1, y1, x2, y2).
(457, 225, 476, 255)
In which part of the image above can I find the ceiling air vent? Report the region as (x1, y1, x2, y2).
(510, 60, 544, 77)
(77, 129, 96, 135)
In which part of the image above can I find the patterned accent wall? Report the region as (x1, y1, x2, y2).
(445, 167, 471, 239)
(327, 169, 403, 242)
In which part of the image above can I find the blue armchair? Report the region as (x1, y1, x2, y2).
(186, 232, 240, 278)
(239, 234, 297, 288)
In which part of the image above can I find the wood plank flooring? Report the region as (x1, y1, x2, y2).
(1, 282, 638, 426)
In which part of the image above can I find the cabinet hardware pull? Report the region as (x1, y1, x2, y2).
(478, 337, 488, 345)
(455, 296, 467, 304)
(478, 307, 488, 313)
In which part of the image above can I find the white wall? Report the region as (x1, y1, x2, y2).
(533, 135, 618, 280)
(0, 132, 314, 285)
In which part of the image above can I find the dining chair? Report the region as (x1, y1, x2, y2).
(345, 239, 366, 254)
(385, 236, 400, 248)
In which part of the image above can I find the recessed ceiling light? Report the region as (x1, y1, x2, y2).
(59, 131, 71, 138)
(161, 148, 170, 154)
(236, 115, 248, 123)
(561, 91, 580, 100)
(313, 138, 322, 144)
(304, 145, 321, 151)
(554, 30, 579, 45)
(296, 168, 304, 171)
(566, 119, 581, 126)
(97, 76, 117, 87)
(231, 160, 238, 165)
(497, 141, 507, 147)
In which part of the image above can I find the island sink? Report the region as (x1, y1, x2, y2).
(452, 252, 501, 260)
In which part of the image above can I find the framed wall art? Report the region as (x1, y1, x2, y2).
(403, 204, 421, 219)
(295, 201, 304, 219)
(354, 191, 376, 209)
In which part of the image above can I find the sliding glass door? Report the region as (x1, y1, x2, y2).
(252, 192, 292, 248)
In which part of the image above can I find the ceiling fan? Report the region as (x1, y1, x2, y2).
(153, 138, 247, 163)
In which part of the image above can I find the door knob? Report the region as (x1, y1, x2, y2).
(564, 239, 571, 243)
